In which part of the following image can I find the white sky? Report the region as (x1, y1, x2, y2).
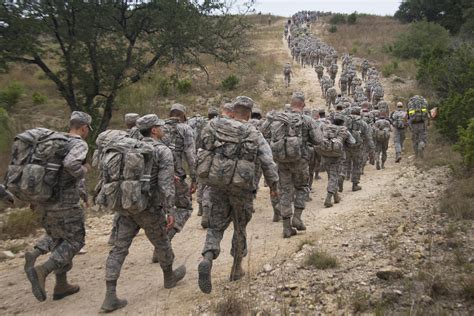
(234, 0, 402, 16)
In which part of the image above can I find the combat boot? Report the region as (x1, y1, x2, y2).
(167, 228, 177, 240)
(151, 248, 160, 263)
(292, 208, 306, 231)
(162, 264, 186, 289)
(229, 256, 245, 281)
(272, 212, 281, 222)
(198, 252, 214, 294)
(376, 161, 381, 170)
(53, 272, 80, 300)
(197, 203, 203, 216)
(395, 153, 401, 163)
(24, 248, 43, 273)
(338, 176, 344, 192)
(100, 280, 128, 313)
(333, 191, 341, 204)
(324, 193, 333, 208)
(381, 160, 386, 169)
(352, 183, 362, 191)
(282, 218, 297, 238)
(201, 212, 209, 229)
(26, 258, 57, 302)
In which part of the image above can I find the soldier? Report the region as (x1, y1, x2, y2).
(326, 86, 337, 109)
(197, 97, 279, 294)
(160, 103, 197, 240)
(319, 114, 355, 207)
(268, 92, 322, 238)
(377, 100, 390, 118)
(283, 62, 293, 88)
(100, 115, 185, 312)
(390, 102, 407, 162)
(361, 59, 370, 81)
(343, 107, 374, 192)
(315, 64, 324, 81)
(407, 95, 430, 158)
(339, 72, 349, 96)
(373, 113, 392, 170)
(25, 111, 91, 302)
(328, 63, 338, 82)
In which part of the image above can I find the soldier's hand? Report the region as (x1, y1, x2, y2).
(174, 176, 181, 184)
(190, 182, 197, 195)
(270, 190, 279, 198)
(83, 163, 92, 173)
(166, 215, 175, 231)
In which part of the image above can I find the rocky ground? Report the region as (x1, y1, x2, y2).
(0, 19, 472, 316)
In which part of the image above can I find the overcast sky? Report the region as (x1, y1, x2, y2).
(235, 0, 402, 16)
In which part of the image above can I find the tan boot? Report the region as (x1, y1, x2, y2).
(53, 273, 80, 300)
(198, 252, 213, 294)
(291, 208, 306, 231)
(334, 192, 341, 204)
(324, 193, 333, 208)
(352, 183, 362, 191)
(162, 264, 186, 289)
(229, 257, 245, 281)
(26, 259, 57, 302)
(100, 280, 128, 313)
(283, 218, 297, 238)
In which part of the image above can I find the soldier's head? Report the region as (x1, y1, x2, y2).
(69, 111, 92, 140)
(333, 113, 345, 126)
(136, 114, 165, 140)
(335, 104, 343, 112)
(251, 107, 262, 120)
(124, 113, 140, 129)
(221, 102, 234, 118)
(207, 107, 219, 120)
(396, 101, 404, 109)
(232, 96, 254, 121)
(351, 106, 361, 116)
(291, 91, 305, 111)
(169, 103, 187, 122)
(319, 109, 326, 118)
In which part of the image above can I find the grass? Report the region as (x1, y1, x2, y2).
(213, 295, 249, 316)
(351, 290, 370, 313)
(438, 175, 474, 220)
(304, 249, 338, 269)
(297, 239, 314, 251)
(461, 276, 474, 301)
(0, 208, 40, 239)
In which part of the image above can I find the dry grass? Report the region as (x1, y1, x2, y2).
(0, 209, 40, 240)
(305, 249, 338, 269)
(438, 175, 474, 220)
(213, 295, 249, 316)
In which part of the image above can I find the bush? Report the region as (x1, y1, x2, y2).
(32, 92, 47, 105)
(305, 249, 338, 269)
(1, 209, 40, 239)
(0, 108, 11, 152)
(176, 79, 192, 94)
(347, 12, 357, 25)
(328, 25, 337, 33)
(392, 21, 450, 59)
(221, 74, 239, 91)
(329, 13, 346, 25)
(435, 89, 474, 142)
(455, 118, 474, 169)
(382, 60, 399, 77)
(0, 81, 24, 110)
(157, 78, 171, 97)
(438, 175, 474, 219)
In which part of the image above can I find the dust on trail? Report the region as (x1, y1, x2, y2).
(0, 20, 404, 315)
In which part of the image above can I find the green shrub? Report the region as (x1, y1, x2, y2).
(32, 91, 47, 105)
(1, 209, 40, 239)
(176, 79, 192, 94)
(0, 81, 24, 110)
(0, 107, 11, 151)
(157, 78, 171, 97)
(329, 14, 346, 25)
(347, 12, 357, 25)
(382, 60, 399, 77)
(221, 74, 239, 91)
(435, 89, 474, 142)
(328, 25, 338, 33)
(392, 21, 450, 59)
(455, 118, 474, 169)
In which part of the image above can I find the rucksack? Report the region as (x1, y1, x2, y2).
(94, 131, 154, 215)
(408, 95, 428, 123)
(317, 125, 344, 158)
(161, 119, 186, 174)
(392, 111, 406, 129)
(374, 124, 391, 142)
(196, 119, 259, 191)
(373, 85, 384, 98)
(5, 128, 70, 203)
(284, 65, 292, 75)
(345, 115, 363, 148)
(270, 112, 303, 162)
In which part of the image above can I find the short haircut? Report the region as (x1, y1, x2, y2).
(140, 128, 152, 138)
(251, 112, 262, 119)
(333, 118, 344, 126)
(70, 119, 86, 130)
(208, 113, 218, 120)
(170, 109, 183, 118)
(233, 104, 251, 116)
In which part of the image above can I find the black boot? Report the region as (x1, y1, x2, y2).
(229, 256, 245, 281)
(53, 272, 80, 300)
(100, 280, 128, 313)
(283, 218, 297, 238)
(333, 191, 341, 204)
(198, 252, 213, 294)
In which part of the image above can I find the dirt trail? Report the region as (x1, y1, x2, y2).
(0, 21, 405, 315)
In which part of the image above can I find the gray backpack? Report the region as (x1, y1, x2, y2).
(270, 112, 303, 163)
(345, 115, 364, 148)
(94, 130, 154, 215)
(197, 119, 258, 191)
(5, 128, 70, 203)
(317, 125, 344, 158)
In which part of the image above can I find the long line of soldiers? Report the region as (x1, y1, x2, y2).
(1, 11, 431, 313)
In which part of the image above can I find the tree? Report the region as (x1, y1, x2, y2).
(0, 0, 253, 134)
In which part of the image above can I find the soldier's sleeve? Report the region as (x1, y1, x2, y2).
(345, 129, 356, 145)
(256, 133, 279, 191)
(156, 146, 176, 211)
(63, 139, 89, 179)
(182, 125, 197, 182)
(308, 118, 323, 146)
(78, 178, 88, 203)
(363, 123, 375, 151)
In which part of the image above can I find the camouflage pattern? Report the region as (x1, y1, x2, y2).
(105, 136, 175, 280)
(411, 122, 428, 158)
(373, 118, 391, 167)
(390, 109, 407, 158)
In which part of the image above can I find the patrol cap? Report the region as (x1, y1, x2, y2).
(207, 107, 219, 115)
(124, 113, 140, 125)
(351, 106, 361, 115)
(170, 103, 187, 114)
(397, 102, 403, 108)
(221, 102, 234, 112)
(292, 91, 305, 102)
(136, 114, 165, 130)
(70, 111, 93, 131)
(232, 96, 254, 110)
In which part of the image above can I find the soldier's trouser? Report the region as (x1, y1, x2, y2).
(278, 160, 310, 219)
(308, 149, 317, 188)
(344, 148, 363, 183)
(330, 74, 336, 82)
(253, 165, 263, 197)
(340, 83, 347, 95)
(201, 185, 212, 220)
(317, 73, 323, 81)
(105, 207, 174, 281)
(202, 187, 253, 259)
(322, 157, 342, 194)
(109, 212, 120, 240)
(284, 74, 291, 86)
(393, 128, 406, 155)
(411, 123, 427, 156)
(375, 139, 389, 164)
(37, 207, 85, 274)
(362, 70, 367, 80)
(361, 144, 370, 172)
(196, 183, 205, 206)
(168, 178, 192, 232)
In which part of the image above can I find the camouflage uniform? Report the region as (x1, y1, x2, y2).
(326, 87, 337, 109)
(390, 108, 407, 161)
(162, 110, 196, 236)
(407, 96, 430, 158)
(315, 64, 324, 81)
(373, 118, 391, 169)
